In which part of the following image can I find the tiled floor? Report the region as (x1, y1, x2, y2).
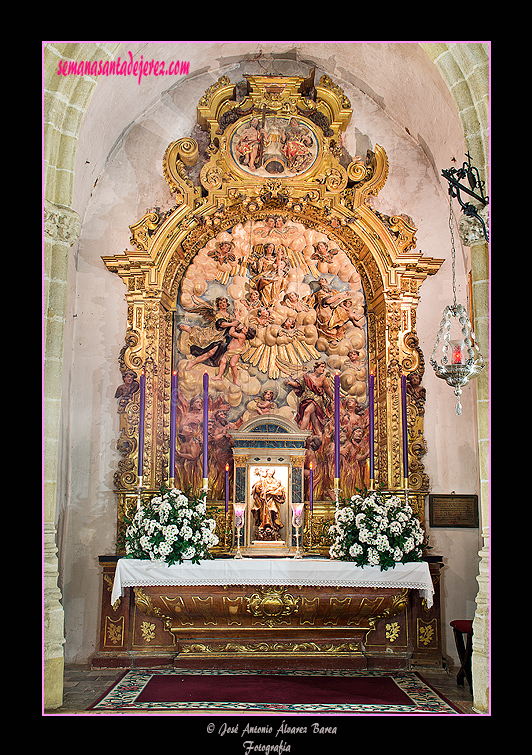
(46, 665, 477, 714)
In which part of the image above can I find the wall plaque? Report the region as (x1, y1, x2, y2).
(428, 494, 479, 528)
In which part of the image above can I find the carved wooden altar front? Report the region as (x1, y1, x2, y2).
(97, 72, 445, 670)
(95, 556, 443, 670)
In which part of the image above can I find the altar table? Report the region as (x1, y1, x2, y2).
(96, 556, 442, 671)
(111, 558, 434, 608)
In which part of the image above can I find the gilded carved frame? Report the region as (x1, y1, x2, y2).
(102, 74, 443, 549)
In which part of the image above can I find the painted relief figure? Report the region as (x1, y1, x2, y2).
(234, 117, 267, 171)
(284, 361, 333, 437)
(230, 116, 318, 178)
(213, 323, 257, 384)
(280, 117, 314, 172)
(114, 370, 139, 412)
(309, 277, 364, 342)
(248, 242, 290, 307)
(174, 421, 202, 492)
(178, 296, 238, 371)
(173, 215, 370, 499)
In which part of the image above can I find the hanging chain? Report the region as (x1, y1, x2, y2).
(448, 196, 458, 311)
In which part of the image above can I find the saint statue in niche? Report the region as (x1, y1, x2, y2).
(250, 467, 286, 541)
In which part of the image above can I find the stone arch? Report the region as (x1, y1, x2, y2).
(420, 43, 489, 179)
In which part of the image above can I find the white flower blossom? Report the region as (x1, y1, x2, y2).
(158, 541, 172, 556)
(404, 537, 415, 553)
(367, 548, 380, 565)
(124, 489, 219, 564)
(328, 491, 425, 570)
(374, 534, 389, 551)
(355, 513, 366, 527)
(164, 524, 179, 542)
(180, 524, 193, 540)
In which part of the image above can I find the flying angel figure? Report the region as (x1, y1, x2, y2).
(306, 278, 363, 342)
(177, 295, 240, 370)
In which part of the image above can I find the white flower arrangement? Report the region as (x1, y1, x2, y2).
(125, 488, 219, 565)
(329, 491, 425, 570)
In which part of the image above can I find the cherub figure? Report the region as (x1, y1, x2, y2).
(208, 240, 236, 266)
(311, 240, 340, 264)
(406, 371, 427, 414)
(255, 389, 277, 415)
(282, 291, 310, 313)
(249, 307, 273, 328)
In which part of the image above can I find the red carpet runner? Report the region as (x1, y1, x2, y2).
(136, 673, 412, 706)
(89, 669, 461, 714)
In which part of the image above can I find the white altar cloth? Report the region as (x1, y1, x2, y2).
(111, 558, 434, 608)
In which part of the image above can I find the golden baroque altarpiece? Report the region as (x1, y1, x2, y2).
(103, 73, 443, 555)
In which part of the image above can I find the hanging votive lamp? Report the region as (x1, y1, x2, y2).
(430, 199, 484, 415)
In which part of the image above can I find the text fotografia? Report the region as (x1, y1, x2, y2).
(56, 52, 190, 84)
(208, 720, 338, 752)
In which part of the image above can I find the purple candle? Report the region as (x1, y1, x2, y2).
(369, 372, 375, 481)
(203, 371, 209, 482)
(169, 370, 177, 483)
(309, 462, 314, 513)
(138, 370, 146, 478)
(334, 372, 340, 481)
(225, 464, 229, 514)
(401, 373, 408, 480)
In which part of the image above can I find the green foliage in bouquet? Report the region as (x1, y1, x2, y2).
(329, 491, 425, 570)
(125, 487, 218, 565)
